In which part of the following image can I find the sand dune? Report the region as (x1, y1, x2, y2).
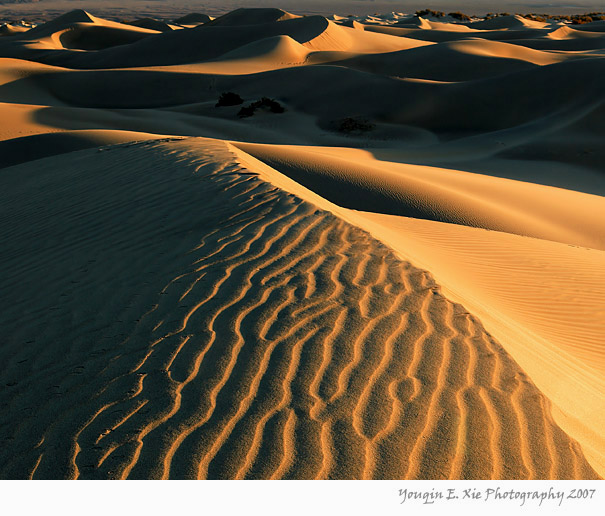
(126, 19, 179, 33)
(365, 24, 546, 43)
(546, 25, 604, 40)
(466, 14, 549, 30)
(0, 138, 598, 480)
(0, 7, 603, 480)
(0, 24, 28, 36)
(208, 35, 311, 69)
(328, 39, 565, 82)
(0, 11, 426, 69)
(55, 25, 159, 51)
(25, 8, 100, 32)
(300, 17, 429, 53)
(16, 9, 158, 42)
(231, 142, 605, 477)
(207, 7, 298, 26)
(173, 13, 212, 26)
(394, 16, 433, 29)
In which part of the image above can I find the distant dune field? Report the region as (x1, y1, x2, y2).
(0, 7, 603, 479)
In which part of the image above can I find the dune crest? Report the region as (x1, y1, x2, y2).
(207, 8, 298, 27)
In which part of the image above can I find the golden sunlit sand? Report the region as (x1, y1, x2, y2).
(0, 7, 603, 480)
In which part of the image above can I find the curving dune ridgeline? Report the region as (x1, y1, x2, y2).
(0, 138, 598, 480)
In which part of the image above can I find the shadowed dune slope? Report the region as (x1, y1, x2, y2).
(330, 39, 567, 82)
(0, 138, 597, 480)
(174, 13, 212, 26)
(56, 25, 159, 51)
(507, 36, 605, 52)
(126, 19, 177, 32)
(5, 57, 600, 137)
(572, 20, 605, 32)
(365, 24, 548, 43)
(0, 129, 168, 168)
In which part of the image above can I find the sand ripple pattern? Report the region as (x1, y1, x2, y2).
(0, 138, 598, 479)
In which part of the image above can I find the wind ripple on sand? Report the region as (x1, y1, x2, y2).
(0, 138, 597, 479)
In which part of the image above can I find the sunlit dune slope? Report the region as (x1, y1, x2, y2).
(234, 142, 605, 250)
(231, 143, 605, 478)
(343, 213, 605, 476)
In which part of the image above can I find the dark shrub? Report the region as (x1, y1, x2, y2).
(572, 15, 593, 24)
(523, 13, 547, 22)
(216, 92, 244, 107)
(415, 9, 445, 18)
(237, 97, 285, 118)
(259, 97, 285, 113)
(237, 105, 256, 118)
(449, 11, 472, 21)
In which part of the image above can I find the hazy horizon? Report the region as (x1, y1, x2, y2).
(1, 0, 604, 22)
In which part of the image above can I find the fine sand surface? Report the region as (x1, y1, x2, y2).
(0, 8, 603, 479)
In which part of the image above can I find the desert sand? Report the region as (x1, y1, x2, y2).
(0, 7, 603, 480)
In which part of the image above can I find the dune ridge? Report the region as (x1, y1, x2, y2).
(231, 142, 605, 478)
(0, 138, 598, 480)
